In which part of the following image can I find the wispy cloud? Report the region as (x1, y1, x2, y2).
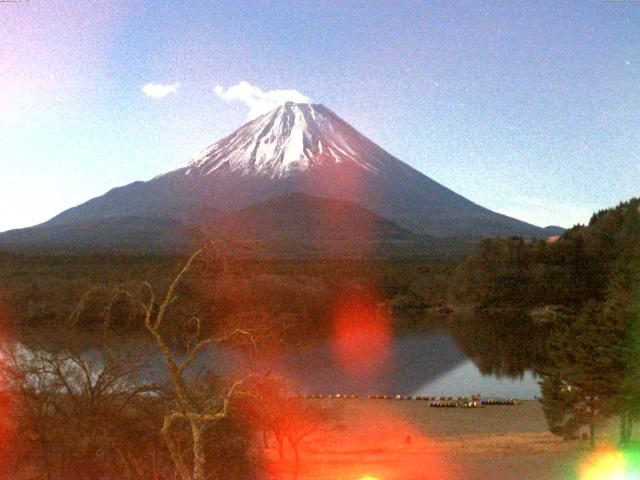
(141, 82, 179, 98)
(214, 81, 311, 119)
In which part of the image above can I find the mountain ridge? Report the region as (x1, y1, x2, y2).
(0, 102, 559, 254)
(209, 191, 413, 242)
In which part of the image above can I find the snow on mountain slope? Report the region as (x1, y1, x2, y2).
(175, 102, 405, 178)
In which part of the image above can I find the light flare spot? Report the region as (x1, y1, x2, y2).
(332, 287, 392, 379)
(579, 446, 640, 480)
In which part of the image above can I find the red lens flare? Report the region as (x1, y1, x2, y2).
(0, 293, 16, 475)
(0, 389, 16, 474)
(323, 405, 453, 480)
(258, 399, 454, 480)
(331, 287, 392, 380)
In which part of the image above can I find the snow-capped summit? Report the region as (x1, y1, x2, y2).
(179, 102, 396, 178)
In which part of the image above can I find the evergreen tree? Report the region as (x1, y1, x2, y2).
(603, 240, 640, 444)
(538, 375, 581, 439)
(541, 302, 626, 446)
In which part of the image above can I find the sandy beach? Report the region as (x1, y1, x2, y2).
(260, 399, 614, 480)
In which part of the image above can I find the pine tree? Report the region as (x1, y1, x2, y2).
(539, 375, 581, 439)
(603, 239, 640, 444)
(541, 302, 626, 447)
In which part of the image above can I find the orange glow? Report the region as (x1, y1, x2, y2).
(259, 399, 454, 480)
(0, 391, 16, 474)
(0, 293, 16, 476)
(331, 287, 392, 380)
(225, 275, 454, 479)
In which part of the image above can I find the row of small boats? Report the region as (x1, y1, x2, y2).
(300, 393, 520, 407)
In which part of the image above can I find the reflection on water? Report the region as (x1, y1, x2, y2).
(17, 319, 542, 400)
(236, 329, 540, 399)
(268, 333, 466, 397)
(416, 361, 539, 399)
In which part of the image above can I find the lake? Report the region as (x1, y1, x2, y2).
(206, 330, 541, 399)
(18, 326, 540, 400)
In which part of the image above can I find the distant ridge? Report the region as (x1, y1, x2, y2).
(0, 217, 199, 255)
(210, 192, 413, 242)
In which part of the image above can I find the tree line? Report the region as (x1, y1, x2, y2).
(450, 197, 640, 445)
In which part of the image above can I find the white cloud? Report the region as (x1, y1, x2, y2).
(214, 81, 311, 119)
(141, 82, 179, 98)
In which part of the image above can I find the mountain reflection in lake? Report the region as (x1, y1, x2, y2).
(416, 360, 539, 399)
(18, 322, 541, 400)
(195, 328, 540, 399)
(263, 333, 539, 399)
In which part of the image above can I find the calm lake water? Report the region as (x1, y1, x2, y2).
(415, 360, 539, 399)
(28, 328, 540, 400)
(205, 331, 541, 399)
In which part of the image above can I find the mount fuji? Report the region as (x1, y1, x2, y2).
(0, 102, 555, 254)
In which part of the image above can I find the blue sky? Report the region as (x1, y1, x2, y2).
(1, 1, 638, 232)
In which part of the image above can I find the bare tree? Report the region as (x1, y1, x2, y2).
(3, 242, 296, 479)
(137, 244, 258, 480)
(0, 332, 170, 480)
(67, 283, 139, 330)
(239, 375, 335, 480)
